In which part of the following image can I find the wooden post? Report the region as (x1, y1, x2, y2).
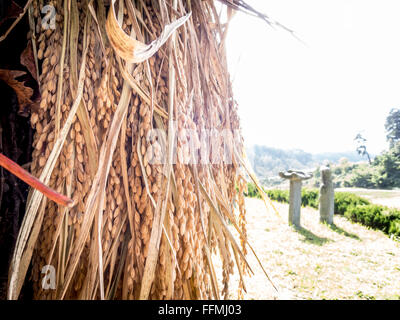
(279, 170, 313, 227)
(319, 165, 334, 224)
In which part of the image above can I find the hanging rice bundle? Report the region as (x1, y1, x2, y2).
(7, 0, 272, 300)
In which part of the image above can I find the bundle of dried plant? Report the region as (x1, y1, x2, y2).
(7, 0, 274, 300)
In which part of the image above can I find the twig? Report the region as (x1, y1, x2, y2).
(0, 0, 34, 43)
(0, 153, 75, 208)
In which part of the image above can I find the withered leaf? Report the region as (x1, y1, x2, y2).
(21, 40, 38, 83)
(0, 69, 33, 114)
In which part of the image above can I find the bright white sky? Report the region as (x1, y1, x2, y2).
(226, 0, 400, 154)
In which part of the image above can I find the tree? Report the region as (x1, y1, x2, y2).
(354, 133, 371, 164)
(349, 164, 376, 188)
(385, 108, 400, 148)
(372, 143, 400, 188)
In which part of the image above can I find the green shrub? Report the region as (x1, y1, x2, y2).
(265, 189, 289, 204)
(245, 182, 261, 198)
(334, 192, 370, 215)
(301, 189, 319, 209)
(344, 204, 400, 236)
(264, 188, 318, 208)
(389, 220, 400, 236)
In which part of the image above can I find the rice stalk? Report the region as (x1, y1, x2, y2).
(8, 0, 278, 300)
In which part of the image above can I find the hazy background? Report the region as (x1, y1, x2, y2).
(226, 0, 400, 155)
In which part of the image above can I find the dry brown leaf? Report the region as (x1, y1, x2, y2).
(0, 69, 33, 113)
(20, 40, 38, 82)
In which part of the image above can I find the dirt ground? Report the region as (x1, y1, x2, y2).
(214, 198, 400, 300)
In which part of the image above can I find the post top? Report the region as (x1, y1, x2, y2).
(320, 164, 331, 172)
(279, 169, 313, 181)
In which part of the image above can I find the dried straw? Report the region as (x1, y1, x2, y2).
(8, 0, 273, 300)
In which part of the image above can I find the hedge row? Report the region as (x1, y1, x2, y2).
(333, 191, 370, 215)
(245, 183, 400, 237)
(345, 205, 400, 236)
(262, 189, 320, 209)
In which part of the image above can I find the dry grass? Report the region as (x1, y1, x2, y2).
(8, 0, 275, 300)
(217, 198, 400, 300)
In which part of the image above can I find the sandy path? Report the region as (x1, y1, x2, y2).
(214, 198, 400, 300)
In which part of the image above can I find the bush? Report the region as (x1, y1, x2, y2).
(344, 204, 400, 236)
(301, 189, 319, 209)
(245, 182, 261, 199)
(334, 192, 370, 215)
(264, 188, 318, 208)
(389, 220, 400, 236)
(265, 189, 289, 203)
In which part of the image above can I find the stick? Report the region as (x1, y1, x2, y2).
(0, 0, 34, 43)
(0, 153, 75, 208)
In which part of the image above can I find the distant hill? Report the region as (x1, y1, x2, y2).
(312, 151, 369, 163)
(246, 145, 369, 185)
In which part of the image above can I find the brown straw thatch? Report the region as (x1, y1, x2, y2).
(7, 0, 273, 300)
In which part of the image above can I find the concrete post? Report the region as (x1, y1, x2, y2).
(289, 179, 302, 227)
(279, 170, 313, 227)
(319, 165, 334, 224)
